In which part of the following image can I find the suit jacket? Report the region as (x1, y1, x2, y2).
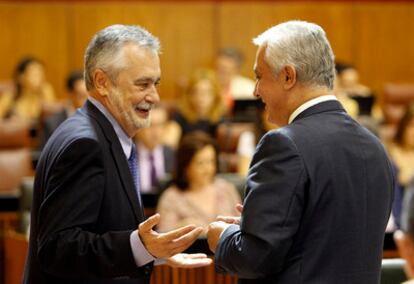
(40, 109, 68, 150)
(215, 100, 394, 283)
(23, 101, 153, 284)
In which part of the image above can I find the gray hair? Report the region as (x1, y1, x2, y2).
(253, 20, 335, 90)
(401, 186, 414, 241)
(84, 24, 160, 91)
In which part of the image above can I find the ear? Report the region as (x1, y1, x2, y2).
(282, 65, 296, 90)
(93, 69, 111, 97)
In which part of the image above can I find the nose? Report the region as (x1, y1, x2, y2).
(147, 85, 160, 104)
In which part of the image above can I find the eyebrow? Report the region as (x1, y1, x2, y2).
(134, 77, 161, 84)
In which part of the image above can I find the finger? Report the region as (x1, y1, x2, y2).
(183, 253, 208, 259)
(183, 258, 213, 268)
(139, 214, 160, 232)
(236, 204, 243, 214)
(160, 224, 197, 241)
(156, 226, 202, 257)
(169, 227, 203, 253)
(216, 216, 236, 223)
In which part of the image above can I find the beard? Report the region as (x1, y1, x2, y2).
(109, 87, 152, 132)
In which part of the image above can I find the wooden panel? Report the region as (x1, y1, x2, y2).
(0, 3, 70, 98)
(4, 231, 27, 284)
(69, 2, 215, 99)
(354, 3, 414, 97)
(150, 262, 237, 284)
(0, 1, 414, 103)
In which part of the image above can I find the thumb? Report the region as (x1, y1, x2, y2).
(139, 213, 160, 232)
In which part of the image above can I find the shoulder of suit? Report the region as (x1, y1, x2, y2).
(50, 112, 100, 146)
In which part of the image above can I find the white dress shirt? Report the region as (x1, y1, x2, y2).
(137, 144, 166, 193)
(288, 95, 338, 124)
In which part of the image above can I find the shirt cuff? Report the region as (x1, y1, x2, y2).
(130, 230, 156, 267)
(219, 223, 233, 239)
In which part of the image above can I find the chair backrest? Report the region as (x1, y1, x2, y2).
(216, 122, 255, 153)
(216, 122, 255, 173)
(0, 148, 32, 193)
(380, 258, 407, 284)
(383, 84, 414, 125)
(0, 119, 31, 148)
(18, 176, 34, 234)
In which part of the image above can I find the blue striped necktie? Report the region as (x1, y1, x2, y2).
(128, 144, 141, 204)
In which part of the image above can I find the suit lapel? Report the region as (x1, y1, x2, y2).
(83, 101, 145, 221)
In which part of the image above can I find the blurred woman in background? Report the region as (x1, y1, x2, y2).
(8, 57, 57, 124)
(156, 131, 241, 235)
(170, 69, 225, 147)
(389, 104, 414, 188)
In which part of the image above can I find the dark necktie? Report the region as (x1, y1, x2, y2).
(149, 152, 159, 189)
(128, 144, 142, 204)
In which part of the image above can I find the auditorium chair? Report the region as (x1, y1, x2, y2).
(4, 231, 27, 284)
(381, 84, 414, 135)
(383, 84, 414, 125)
(0, 120, 31, 149)
(18, 177, 34, 235)
(150, 263, 237, 284)
(381, 258, 407, 284)
(0, 149, 32, 194)
(216, 122, 255, 173)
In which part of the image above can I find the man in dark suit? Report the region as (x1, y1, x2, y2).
(23, 24, 210, 284)
(207, 20, 394, 283)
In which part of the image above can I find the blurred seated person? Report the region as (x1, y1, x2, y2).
(41, 70, 88, 148)
(332, 70, 359, 118)
(237, 105, 277, 176)
(156, 132, 241, 235)
(335, 62, 371, 97)
(216, 47, 255, 111)
(134, 104, 175, 193)
(388, 104, 414, 188)
(335, 62, 383, 120)
(7, 57, 58, 124)
(171, 69, 225, 146)
(394, 185, 414, 283)
(0, 82, 14, 119)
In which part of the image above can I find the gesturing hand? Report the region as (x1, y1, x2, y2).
(138, 214, 203, 258)
(166, 253, 213, 268)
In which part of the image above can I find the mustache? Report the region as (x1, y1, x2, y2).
(134, 102, 153, 110)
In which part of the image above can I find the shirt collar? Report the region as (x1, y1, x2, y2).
(88, 97, 133, 159)
(288, 95, 338, 124)
(137, 143, 162, 158)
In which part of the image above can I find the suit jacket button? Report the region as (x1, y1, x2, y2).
(144, 266, 151, 275)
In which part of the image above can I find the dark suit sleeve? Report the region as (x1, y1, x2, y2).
(215, 130, 308, 279)
(37, 138, 140, 279)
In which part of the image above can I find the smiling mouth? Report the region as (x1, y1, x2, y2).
(135, 106, 150, 116)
